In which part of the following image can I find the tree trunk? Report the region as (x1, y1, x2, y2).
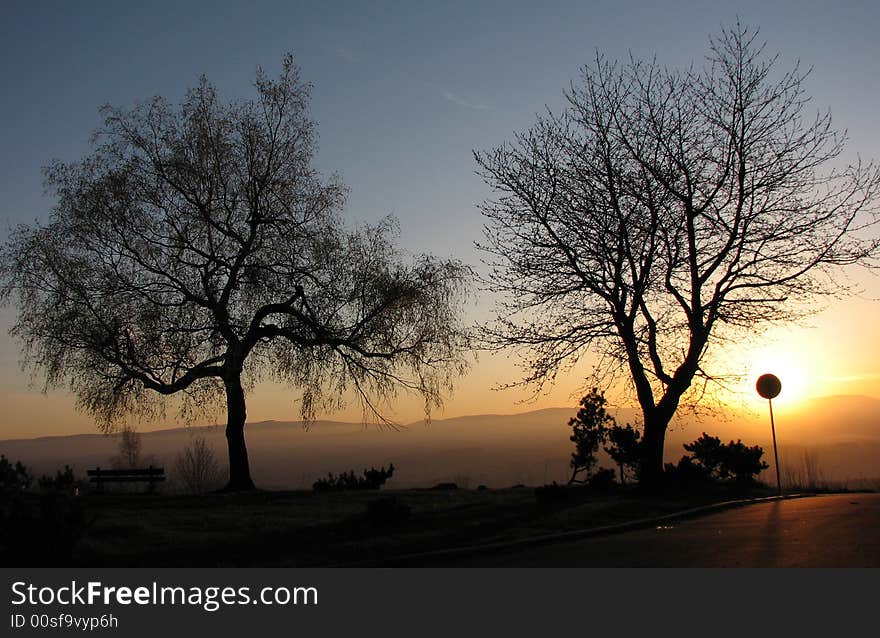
(639, 413, 668, 488)
(223, 374, 255, 491)
(639, 360, 704, 489)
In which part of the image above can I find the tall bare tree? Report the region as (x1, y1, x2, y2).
(475, 24, 880, 485)
(0, 56, 470, 490)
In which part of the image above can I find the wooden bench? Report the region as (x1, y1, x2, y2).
(87, 466, 165, 492)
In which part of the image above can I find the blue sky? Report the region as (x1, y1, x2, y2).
(2, 1, 879, 435)
(4, 1, 879, 255)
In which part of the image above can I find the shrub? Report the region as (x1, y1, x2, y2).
(312, 464, 395, 491)
(111, 426, 143, 469)
(676, 433, 769, 485)
(174, 435, 222, 494)
(719, 439, 770, 484)
(683, 433, 726, 478)
(38, 465, 81, 494)
(664, 456, 712, 485)
(0, 455, 32, 491)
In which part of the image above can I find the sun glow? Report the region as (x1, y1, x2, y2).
(732, 338, 816, 408)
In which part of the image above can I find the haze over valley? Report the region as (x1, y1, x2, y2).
(3, 394, 877, 490)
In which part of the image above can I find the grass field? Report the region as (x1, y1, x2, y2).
(34, 483, 789, 567)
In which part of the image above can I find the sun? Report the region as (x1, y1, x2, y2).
(736, 341, 814, 408)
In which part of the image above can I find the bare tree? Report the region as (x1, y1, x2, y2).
(174, 434, 222, 494)
(475, 23, 880, 485)
(111, 426, 142, 469)
(0, 55, 470, 490)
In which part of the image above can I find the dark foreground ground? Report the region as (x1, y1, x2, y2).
(444, 492, 880, 567)
(4, 482, 846, 567)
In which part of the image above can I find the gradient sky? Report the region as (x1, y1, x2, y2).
(2, 0, 879, 438)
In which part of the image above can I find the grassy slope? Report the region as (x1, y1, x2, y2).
(64, 484, 782, 567)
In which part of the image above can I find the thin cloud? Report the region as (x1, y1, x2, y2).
(441, 90, 490, 111)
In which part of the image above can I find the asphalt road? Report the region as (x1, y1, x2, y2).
(449, 493, 880, 567)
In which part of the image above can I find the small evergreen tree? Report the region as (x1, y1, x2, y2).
(568, 389, 614, 484)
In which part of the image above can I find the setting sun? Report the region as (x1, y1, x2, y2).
(745, 349, 812, 406)
(721, 330, 820, 409)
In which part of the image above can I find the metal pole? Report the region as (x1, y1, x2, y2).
(769, 398, 781, 495)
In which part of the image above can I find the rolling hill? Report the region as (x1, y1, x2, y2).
(1, 396, 877, 489)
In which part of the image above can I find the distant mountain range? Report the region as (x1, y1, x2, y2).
(1, 395, 877, 489)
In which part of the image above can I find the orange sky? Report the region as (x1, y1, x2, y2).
(1, 272, 878, 440)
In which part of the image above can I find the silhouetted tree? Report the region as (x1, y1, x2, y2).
(0, 56, 470, 490)
(567, 389, 614, 484)
(475, 23, 880, 486)
(604, 423, 642, 485)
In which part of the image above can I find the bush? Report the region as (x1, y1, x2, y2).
(111, 426, 143, 469)
(38, 465, 82, 494)
(0, 455, 32, 491)
(313, 464, 395, 491)
(174, 435, 222, 494)
(664, 456, 712, 485)
(675, 433, 770, 485)
(720, 440, 770, 484)
(682, 433, 726, 478)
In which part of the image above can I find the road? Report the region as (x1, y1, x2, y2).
(448, 493, 880, 567)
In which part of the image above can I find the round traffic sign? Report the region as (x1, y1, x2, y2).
(756, 373, 782, 399)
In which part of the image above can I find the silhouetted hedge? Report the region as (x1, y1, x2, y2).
(312, 464, 395, 491)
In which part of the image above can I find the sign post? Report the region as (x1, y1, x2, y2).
(756, 373, 782, 495)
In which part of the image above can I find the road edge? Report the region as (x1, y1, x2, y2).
(347, 492, 814, 567)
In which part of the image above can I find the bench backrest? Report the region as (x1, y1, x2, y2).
(87, 467, 165, 477)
